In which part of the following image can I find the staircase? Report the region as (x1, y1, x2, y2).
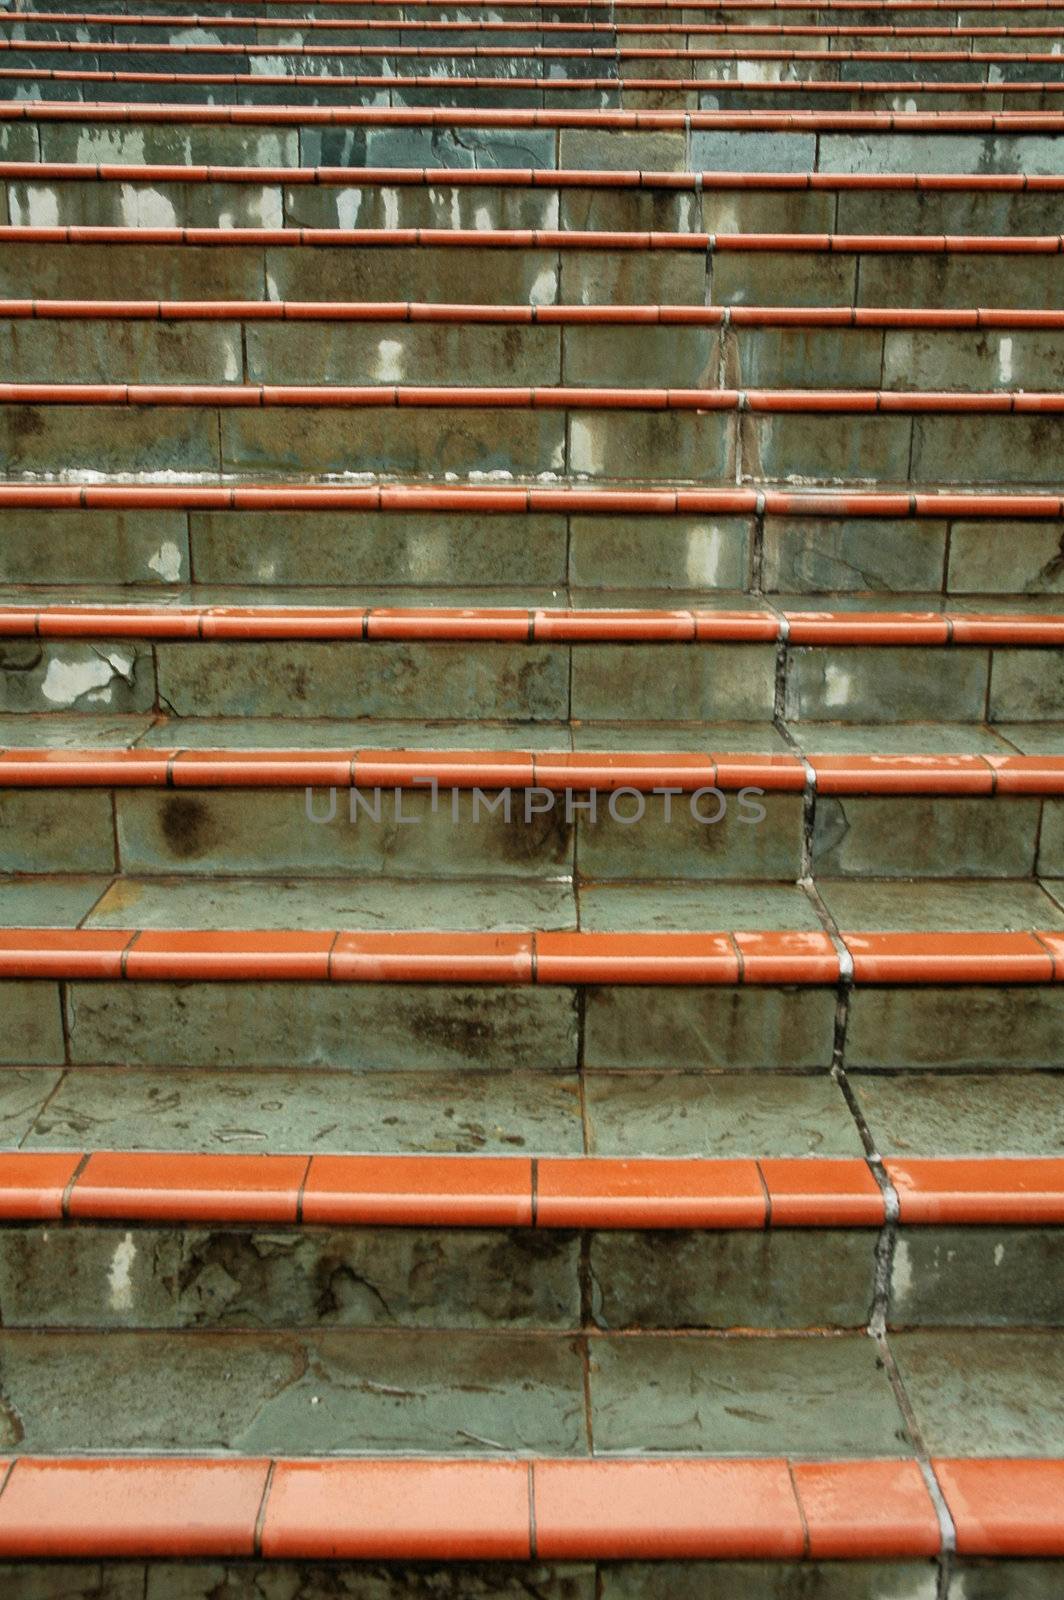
(1, 0, 1063, 1593)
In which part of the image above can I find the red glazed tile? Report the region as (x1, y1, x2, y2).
(934, 1459, 1064, 1557)
(793, 1460, 941, 1559)
(710, 753, 805, 792)
(783, 612, 949, 646)
(535, 1158, 765, 1229)
(809, 754, 994, 795)
(123, 931, 334, 981)
(986, 756, 1064, 794)
(949, 615, 1064, 646)
(693, 611, 781, 641)
(734, 931, 840, 984)
(353, 749, 535, 788)
(172, 750, 354, 787)
(533, 609, 694, 641)
(759, 1159, 885, 1226)
(366, 608, 530, 640)
(303, 1155, 532, 1226)
(261, 1459, 530, 1560)
(532, 1459, 804, 1559)
(535, 932, 739, 985)
(0, 929, 134, 980)
(331, 932, 533, 983)
(202, 608, 363, 640)
(885, 1158, 1064, 1224)
(0, 1152, 83, 1220)
(1036, 931, 1064, 978)
(533, 752, 714, 792)
(0, 749, 172, 786)
(0, 610, 38, 636)
(37, 608, 202, 639)
(842, 932, 1054, 985)
(68, 1151, 309, 1223)
(0, 1458, 270, 1558)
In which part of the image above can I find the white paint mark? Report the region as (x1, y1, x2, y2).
(685, 524, 724, 587)
(108, 1233, 137, 1312)
(41, 652, 132, 708)
(823, 663, 852, 708)
(148, 541, 184, 582)
(375, 338, 405, 383)
(994, 1242, 1005, 1267)
(998, 336, 1014, 387)
(892, 1238, 913, 1303)
(530, 264, 558, 307)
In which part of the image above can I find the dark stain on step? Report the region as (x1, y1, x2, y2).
(160, 795, 221, 861)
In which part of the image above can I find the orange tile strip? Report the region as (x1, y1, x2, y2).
(0, 1453, 1057, 1558)
(2, 1149, 1062, 1227)
(1, 605, 1063, 650)
(0, 928, 1062, 984)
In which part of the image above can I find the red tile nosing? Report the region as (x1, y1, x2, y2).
(0, 1453, 1060, 1560)
(886, 1156, 1064, 1222)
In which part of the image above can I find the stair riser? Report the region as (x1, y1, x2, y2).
(9, 319, 1064, 394)
(10, 242, 1064, 310)
(7, 80, 1057, 113)
(3, 788, 1062, 881)
(6, 402, 1064, 483)
(1, 638, 1059, 721)
(10, 118, 1064, 175)
(0, 1220, 1057, 1329)
(2, 508, 1062, 597)
(9, 180, 1064, 237)
(8, 977, 1064, 1069)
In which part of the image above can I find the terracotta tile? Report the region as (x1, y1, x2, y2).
(793, 1460, 941, 1559)
(759, 1159, 885, 1226)
(260, 1459, 530, 1560)
(734, 931, 840, 985)
(950, 615, 1064, 645)
(202, 609, 364, 640)
(534, 610, 694, 641)
(172, 750, 354, 787)
(353, 750, 535, 788)
(124, 931, 334, 980)
(933, 1459, 1064, 1557)
(535, 932, 739, 985)
(842, 932, 1054, 985)
(534, 752, 713, 792)
(303, 1154, 532, 1226)
(331, 933, 533, 983)
(1035, 931, 1064, 978)
(37, 609, 201, 640)
(809, 755, 994, 795)
(68, 1151, 308, 1223)
(711, 753, 805, 791)
(536, 1158, 765, 1228)
(693, 612, 781, 641)
(0, 1457, 269, 1558)
(0, 929, 134, 980)
(885, 1158, 1064, 1224)
(367, 609, 530, 640)
(784, 612, 949, 645)
(533, 1459, 804, 1559)
(0, 749, 172, 787)
(987, 756, 1064, 794)
(0, 1152, 83, 1220)
(0, 610, 38, 637)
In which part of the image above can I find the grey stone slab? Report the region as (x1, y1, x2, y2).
(0, 1223, 582, 1331)
(585, 1072, 864, 1157)
(846, 988, 1064, 1070)
(590, 1331, 910, 1455)
(83, 874, 575, 932)
(585, 986, 837, 1071)
(850, 1072, 1064, 1157)
(0, 510, 189, 586)
(600, 1564, 936, 1600)
(0, 1328, 588, 1454)
(890, 1330, 1064, 1456)
(65, 982, 578, 1071)
(591, 1229, 877, 1330)
(24, 1066, 583, 1153)
(888, 1228, 1064, 1328)
(0, 640, 155, 716)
